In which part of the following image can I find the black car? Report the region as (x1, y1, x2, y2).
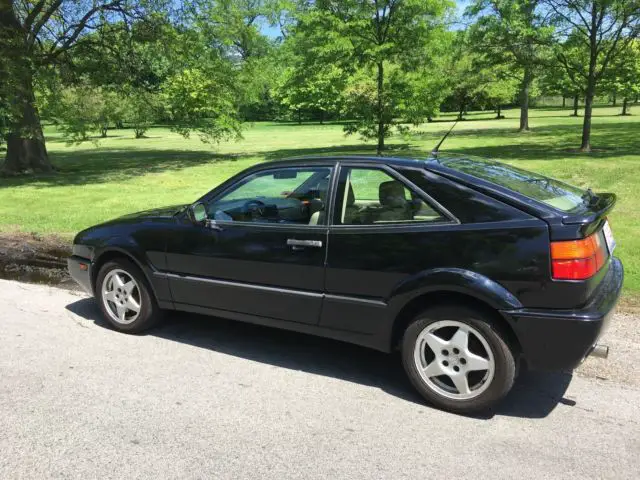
(68, 155, 623, 413)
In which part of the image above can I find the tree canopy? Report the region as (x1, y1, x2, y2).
(1, 0, 640, 174)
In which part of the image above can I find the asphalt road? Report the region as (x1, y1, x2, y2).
(1, 279, 639, 479)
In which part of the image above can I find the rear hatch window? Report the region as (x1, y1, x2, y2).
(439, 157, 588, 213)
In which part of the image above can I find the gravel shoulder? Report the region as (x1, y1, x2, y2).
(1, 279, 639, 480)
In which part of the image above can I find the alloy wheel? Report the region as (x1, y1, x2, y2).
(101, 269, 142, 325)
(413, 320, 495, 400)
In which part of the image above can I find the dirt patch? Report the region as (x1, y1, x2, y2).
(0, 232, 76, 289)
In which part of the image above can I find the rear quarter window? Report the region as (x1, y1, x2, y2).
(440, 157, 587, 213)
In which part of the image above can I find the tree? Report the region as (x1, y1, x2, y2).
(540, 42, 585, 115)
(481, 68, 519, 118)
(296, 0, 453, 154)
(47, 86, 122, 141)
(278, 63, 347, 123)
(275, 21, 348, 123)
(162, 67, 242, 143)
(468, 0, 554, 131)
(0, 0, 152, 175)
(444, 47, 485, 120)
(194, 0, 277, 61)
(603, 40, 640, 115)
(120, 89, 161, 139)
(546, 0, 640, 151)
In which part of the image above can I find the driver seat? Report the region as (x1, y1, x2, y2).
(309, 178, 330, 225)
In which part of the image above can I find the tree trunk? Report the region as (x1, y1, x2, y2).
(496, 105, 502, 119)
(612, 93, 617, 106)
(458, 103, 465, 121)
(297, 109, 301, 125)
(562, 96, 566, 108)
(581, 90, 594, 151)
(376, 61, 385, 154)
(0, 0, 53, 175)
(101, 127, 108, 138)
(622, 98, 629, 115)
(519, 68, 532, 131)
(319, 110, 324, 125)
(572, 95, 579, 116)
(580, 6, 600, 153)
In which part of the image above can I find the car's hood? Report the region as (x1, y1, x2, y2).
(116, 204, 189, 221)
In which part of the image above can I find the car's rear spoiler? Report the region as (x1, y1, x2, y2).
(562, 193, 616, 228)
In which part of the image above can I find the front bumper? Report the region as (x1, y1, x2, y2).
(67, 255, 93, 295)
(502, 257, 623, 371)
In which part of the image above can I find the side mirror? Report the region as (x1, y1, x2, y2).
(188, 202, 208, 224)
(188, 202, 223, 231)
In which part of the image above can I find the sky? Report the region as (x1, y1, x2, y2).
(259, 0, 471, 39)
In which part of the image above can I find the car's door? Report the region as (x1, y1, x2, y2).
(320, 163, 454, 334)
(164, 164, 334, 325)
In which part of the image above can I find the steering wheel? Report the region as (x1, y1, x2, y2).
(243, 199, 266, 219)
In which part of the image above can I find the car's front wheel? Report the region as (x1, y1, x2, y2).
(96, 258, 162, 333)
(402, 305, 516, 414)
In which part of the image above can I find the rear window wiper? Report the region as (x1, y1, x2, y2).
(525, 178, 550, 188)
(581, 188, 599, 206)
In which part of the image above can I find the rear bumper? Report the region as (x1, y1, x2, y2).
(502, 257, 623, 371)
(67, 255, 93, 295)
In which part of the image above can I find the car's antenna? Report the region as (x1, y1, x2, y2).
(431, 119, 459, 157)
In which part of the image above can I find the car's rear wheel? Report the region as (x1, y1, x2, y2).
(401, 305, 515, 414)
(96, 258, 162, 333)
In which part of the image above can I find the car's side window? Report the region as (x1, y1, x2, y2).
(207, 166, 332, 225)
(333, 167, 446, 225)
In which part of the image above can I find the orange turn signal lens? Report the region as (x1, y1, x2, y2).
(551, 232, 608, 280)
(550, 236, 598, 260)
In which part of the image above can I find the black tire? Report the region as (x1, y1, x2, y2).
(401, 305, 516, 414)
(95, 258, 163, 333)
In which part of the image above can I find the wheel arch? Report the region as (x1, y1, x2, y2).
(389, 290, 522, 357)
(91, 248, 154, 296)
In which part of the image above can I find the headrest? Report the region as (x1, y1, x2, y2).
(379, 181, 406, 208)
(317, 178, 329, 201)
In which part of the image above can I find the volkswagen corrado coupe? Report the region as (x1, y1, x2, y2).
(68, 155, 623, 413)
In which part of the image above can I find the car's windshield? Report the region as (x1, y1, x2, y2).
(439, 157, 589, 213)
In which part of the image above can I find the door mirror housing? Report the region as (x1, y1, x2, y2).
(188, 202, 223, 231)
(188, 202, 208, 224)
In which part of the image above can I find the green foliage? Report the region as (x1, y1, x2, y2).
(292, 0, 453, 150)
(195, 0, 276, 60)
(481, 71, 520, 113)
(603, 40, 640, 109)
(162, 68, 242, 143)
(467, 0, 554, 68)
(278, 62, 347, 121)
(121, 90, 162, 139)
(546, 0, 640, 149)
(48, 86, 122, 142)
(467, 0, 554, 129)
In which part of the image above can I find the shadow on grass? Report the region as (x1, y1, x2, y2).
(0, 149, 249, 189)
(3, 120, 639, 188)
(412, 121, 640, 161)
(66, 296, 573, 419)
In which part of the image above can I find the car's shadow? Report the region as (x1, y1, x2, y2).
(66, 298, 574, 420)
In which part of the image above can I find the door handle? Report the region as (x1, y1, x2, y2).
(287, 239, 323, 248)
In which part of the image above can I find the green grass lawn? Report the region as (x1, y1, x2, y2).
(1, 105, 638, 301)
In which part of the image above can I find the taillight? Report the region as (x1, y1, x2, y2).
(551, 232, 607, 280)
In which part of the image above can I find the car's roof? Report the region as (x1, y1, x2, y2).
(267, 154, 439, 169)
